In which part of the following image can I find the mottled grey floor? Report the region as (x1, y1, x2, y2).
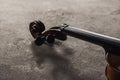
(0, 0, 120, 80)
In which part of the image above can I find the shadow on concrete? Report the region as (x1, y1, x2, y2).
(31, 41, 83, 80)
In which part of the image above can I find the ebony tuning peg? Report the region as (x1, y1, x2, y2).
(46, 34, 55, 44)
(34, 36, 45, 46)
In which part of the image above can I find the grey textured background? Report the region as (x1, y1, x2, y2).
(0, 0, 120, 80)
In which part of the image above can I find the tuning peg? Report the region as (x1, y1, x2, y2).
(46, 34, 55, 44)
(34, 37, 45, 46)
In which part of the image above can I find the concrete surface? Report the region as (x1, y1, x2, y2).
(0, 0, 120, 80)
